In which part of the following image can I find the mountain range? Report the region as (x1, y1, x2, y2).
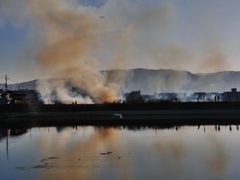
(2, 68, 240, 94)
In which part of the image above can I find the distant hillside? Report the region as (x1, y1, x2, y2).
(0, 79, 37, 91)
(2, 69, 240, 94)
(102, 69, 240, 94)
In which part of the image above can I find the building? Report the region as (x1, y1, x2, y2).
(7, 90, 27, 104)
(126, 90, 141, 100)
(18, 89, 41, 104)
(125, 90, 145, 103)
(222, 88, 240, 101)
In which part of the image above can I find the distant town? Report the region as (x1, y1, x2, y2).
(0, 87, 240, 104)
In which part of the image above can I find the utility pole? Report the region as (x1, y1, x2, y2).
(5, 75, 9, 92)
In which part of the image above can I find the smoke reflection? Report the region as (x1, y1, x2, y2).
(35, 126, 133, 179)
(28, 125, 237, 179)
(202, 131, 231, 177)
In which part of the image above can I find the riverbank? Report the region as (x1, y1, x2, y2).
(1, 102, 240, 127)
(2, 108, 240, 127)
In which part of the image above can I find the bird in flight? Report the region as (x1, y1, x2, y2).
(113, 113, 122, 118)
(100, 16, 105, 18)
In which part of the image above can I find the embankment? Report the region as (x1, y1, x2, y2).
(1, 102, 240, 127)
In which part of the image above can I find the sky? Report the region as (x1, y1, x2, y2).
(1, 0, 240, 83)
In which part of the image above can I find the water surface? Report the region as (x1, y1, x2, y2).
(1, 125, 240, 179)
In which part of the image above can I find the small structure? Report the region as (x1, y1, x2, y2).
(19, 89, 41, 104)
(222, 88, 240, 101)
(127, 90, 141, 100)
(8, 90, 27, 104)
(0, 90, 27, 104)
(125, 90, 144, 103)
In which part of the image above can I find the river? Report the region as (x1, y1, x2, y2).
(1, 125, 240, 179)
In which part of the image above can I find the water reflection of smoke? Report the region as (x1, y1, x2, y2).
(153, 129, 188, 178)
(36, 126, 132, 179)
(34, 125, 235, 179)
(202, 130, 230, 178)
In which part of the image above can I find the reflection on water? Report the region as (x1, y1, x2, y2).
(1, 125, 240, 179)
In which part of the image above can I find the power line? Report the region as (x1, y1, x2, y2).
(0, 77, 19, 84)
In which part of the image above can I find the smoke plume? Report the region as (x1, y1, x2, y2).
(0, 0, 232, 103)
(25, 0, 122, 103)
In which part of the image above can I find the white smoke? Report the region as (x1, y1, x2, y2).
(36, 79, 93, 104)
